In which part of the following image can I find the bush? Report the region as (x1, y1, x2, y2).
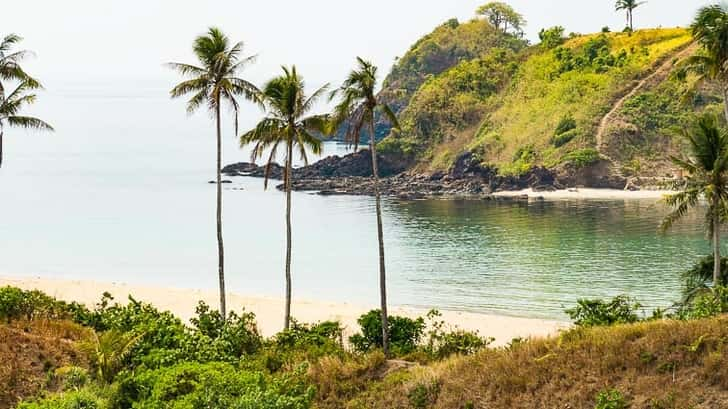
(680, 286, 728, 320)
(349, 310, 425, 356)
(0, 286, 87, 323)
(110, 361, 314, 409)
(562, 148, 600, 168)
(554, 115, 577, 136)
(566, 296, 641, 327)
(552, 128, 578, 147)
(189, 301, 262, 359)
(53, 366, 89, 392)
(423, 310, 492, 359)
(17, 390, 106, 409)
(594, 389, 629, 409)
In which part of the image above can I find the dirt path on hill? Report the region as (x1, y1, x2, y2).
(595, 43, 698, 158)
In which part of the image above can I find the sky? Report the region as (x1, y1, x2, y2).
(1, 0, 713, 90)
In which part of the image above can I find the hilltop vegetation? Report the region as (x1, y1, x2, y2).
(340, 17, 527, 142)
(379, 26, 700, 178)
(342, 4, 723, 182)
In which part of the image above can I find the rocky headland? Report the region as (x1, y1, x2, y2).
(223, 150, 670, 200)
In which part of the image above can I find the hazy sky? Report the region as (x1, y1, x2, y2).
(1, 0, 713, 90)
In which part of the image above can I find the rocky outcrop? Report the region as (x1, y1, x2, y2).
(224, 150, 631, 199)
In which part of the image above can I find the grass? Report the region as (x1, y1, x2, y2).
(0, 320, 90, 408)
(338, 316, 728, 408)
(475, 28, 692, 171)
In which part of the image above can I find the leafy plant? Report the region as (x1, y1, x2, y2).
(594, 388, 629, 409)
(349, 310, 425, 356)
(82, 330, 144, 383)
(423, 310, 492, 359)
(562, 148, 600, 167)
(566, 296, 641, 327)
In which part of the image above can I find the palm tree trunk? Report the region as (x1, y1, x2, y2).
(714, 194, 722, 286)
(369, 119, 389, 357)
(215, 101, 226, 318)
(723, 87, 728, 123)
(629, 10, 633, 32)
(284, 141, 293, 330)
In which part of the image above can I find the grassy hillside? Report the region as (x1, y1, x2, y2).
(379, 27, 701, 176)
(338, 17, 527, 142)
(341, 317, 728, 408)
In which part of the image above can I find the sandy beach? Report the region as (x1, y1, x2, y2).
(494, 188, 673, 200)
(0, 275, 567, 347)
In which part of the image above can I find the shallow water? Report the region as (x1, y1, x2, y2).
(0, 82, 713, 320)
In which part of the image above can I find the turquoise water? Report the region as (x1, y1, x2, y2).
(0, 82, 713, 320)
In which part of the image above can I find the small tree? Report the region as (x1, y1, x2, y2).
(476, 2, 525, 35)
(539, 26, 565, 49)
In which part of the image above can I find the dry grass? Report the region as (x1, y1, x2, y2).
(0, 320, 90, 408)
(332, 316, 728, 408)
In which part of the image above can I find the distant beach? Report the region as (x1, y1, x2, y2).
(0, 275, 567, 346)
(494, 188, 673, 200)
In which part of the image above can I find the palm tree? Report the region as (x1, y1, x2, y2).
(615, 0, 646, 33)
(330, 57, 400, 356)
(0, 33, 48, 168)
(167, 27, 260, 318)
(0, 81, 54, 168)
(241, 66, 330, 330)
(662, 114, 728, 286)
(0, 33, 40, 97)
(684, 4, 728, 122)
(82, 330, 144, 383)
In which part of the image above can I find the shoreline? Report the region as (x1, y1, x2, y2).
(493, 187, 673, 200)
(0, 275, 568, 346)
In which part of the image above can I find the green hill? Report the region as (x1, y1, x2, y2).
(360, 7, 724, 185)
(338, 17, 527, 142)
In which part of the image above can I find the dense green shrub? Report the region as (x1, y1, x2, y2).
(111, 361, 313, 409)
(0, 286, 87, 323)
(349, 310, 425, 355)
(566, 296, 641, 327)
(554, 115, 577, 136)
(562, 148, 600, 167)
(552, 128, 578, 147)
(552, 34, 629, 77)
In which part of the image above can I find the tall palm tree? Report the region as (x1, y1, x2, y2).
(330, 57, 400, 356)
(241, 66, 330, 330)
(662, 114, 728, 286)
(615, 0, 646, 33)
(0, 81, 54, 168)
(167, 27, 260, 317)
(0, 33, 47, 168)
(684, 4, 728, 122)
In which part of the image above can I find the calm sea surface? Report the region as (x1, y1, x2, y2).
(0, 82, 713, 320)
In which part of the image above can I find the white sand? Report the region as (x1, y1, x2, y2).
(0, 276, 567, 347)
(494, 188, 673, 200)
